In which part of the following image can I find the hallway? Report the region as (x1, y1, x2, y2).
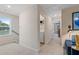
(39, 36, 64, 55)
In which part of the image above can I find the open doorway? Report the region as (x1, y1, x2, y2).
(54, 22, 60, 37)
(40, 15, 45, 46)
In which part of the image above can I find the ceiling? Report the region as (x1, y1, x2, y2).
(0, 4, 78, 16)
(0, 4, 33, 16)
(40, 4, 78, 17)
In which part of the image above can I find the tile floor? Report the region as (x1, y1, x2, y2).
(0, 43, 38, 55)
(39, 37, 64, 55)
(0, 34, 64, 55)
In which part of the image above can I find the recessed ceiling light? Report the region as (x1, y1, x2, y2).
(7, 5, 11, 8)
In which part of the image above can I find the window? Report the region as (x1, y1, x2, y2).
(0, 17, 11, 35)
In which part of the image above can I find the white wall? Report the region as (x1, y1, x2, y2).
(45, 16, 52, 43)
(12, 17, 19, 33)
(19, 5, 40, 51)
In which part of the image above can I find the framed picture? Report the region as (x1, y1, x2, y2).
(72, 12, 79, 30)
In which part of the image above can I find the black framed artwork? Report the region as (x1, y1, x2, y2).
(72, 12, 79, 30)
